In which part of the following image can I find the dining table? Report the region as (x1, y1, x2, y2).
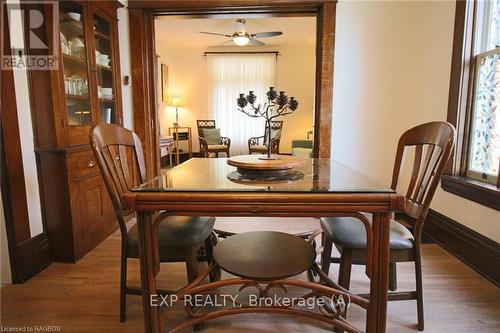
(122, 157, 404, 333)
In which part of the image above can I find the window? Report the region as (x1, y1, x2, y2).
(206, 53, 276, 155)
(443, 0, 500, 211)
(466, 0, 500, 185)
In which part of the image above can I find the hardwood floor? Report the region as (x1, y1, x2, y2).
(1, 217, 499, 332)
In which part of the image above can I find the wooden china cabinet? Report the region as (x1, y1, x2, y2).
(33, 1, 123, 262)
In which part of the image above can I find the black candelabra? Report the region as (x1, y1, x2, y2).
(237, 87, 299, 159)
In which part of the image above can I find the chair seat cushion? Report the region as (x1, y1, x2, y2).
(250, 145, 268, 151)
(127, 216, 215, 261)
(291, 147, 313, 158)
(213, 231, 316, 280)
(207, 144, 228, 150)
(320, 216, 414, 250)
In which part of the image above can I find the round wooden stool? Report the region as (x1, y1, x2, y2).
(213, 231, 317, 280)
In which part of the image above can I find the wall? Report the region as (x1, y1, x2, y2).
(332, 0, 500, 241)
(155, 43, 316, 153)
(118, 3, 133, 130)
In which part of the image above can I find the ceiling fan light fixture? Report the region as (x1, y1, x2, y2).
(233, 32, 250, 46)
(233, 35, 249, 46)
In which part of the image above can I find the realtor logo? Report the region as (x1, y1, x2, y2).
(1, 0, 58, 70)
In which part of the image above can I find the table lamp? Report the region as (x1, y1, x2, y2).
(169, 96, 183, 127)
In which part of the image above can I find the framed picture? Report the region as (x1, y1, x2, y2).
(161, 63, 169, 102)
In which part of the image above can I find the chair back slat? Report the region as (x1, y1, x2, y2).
(390, 122, 455, 238)
(410, 144, 435, 202)
(416, 146, 442, 204)
(100, 146, 125, 199)
(118, 145, 132, 189)
(109, 145, 131, 195)
(405, 145, 423, 199)
(197, 120, 216, 137)
(90, 124, 146, 232)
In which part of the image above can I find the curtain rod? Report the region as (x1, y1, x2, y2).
(203, 51, 280, 56)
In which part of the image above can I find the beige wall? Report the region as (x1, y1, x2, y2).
(155, 43, 315, 153)
(332, 0, 500, 241)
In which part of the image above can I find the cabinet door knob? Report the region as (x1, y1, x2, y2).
(88, 160, 96, 168)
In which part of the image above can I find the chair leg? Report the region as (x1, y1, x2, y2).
(321, 235, 333, 276)
(185, 246, 200, 284)
(338, 248, 352, 290)
(415, 249, 424, 331)
(389, 262, 397, 291)
(185, 246, 204, 331)
(334, 248, 353, 333)
(119, 242, 127, 323)
(204, 235, 221, 283)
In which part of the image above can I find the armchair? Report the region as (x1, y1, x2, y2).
(248, 120, 283, 155)
(291, 139, 313, 158)
(197, 120, 231, 157)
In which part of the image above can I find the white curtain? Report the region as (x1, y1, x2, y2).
(206, 54, 276, 155)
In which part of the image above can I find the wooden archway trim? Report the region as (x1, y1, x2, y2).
(129, 1, 337, 177)
(314, 2, 335, 158)
(129, 9, 160, 178)
(1, 2, 52, 282)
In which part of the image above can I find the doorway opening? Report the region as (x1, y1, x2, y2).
(154, 15, 316, 165)
(128, 2, 335, 177)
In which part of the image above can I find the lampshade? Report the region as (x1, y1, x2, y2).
(169, 96, 183, 108)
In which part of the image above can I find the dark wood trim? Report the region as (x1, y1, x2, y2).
(445, 0, 475, 175)
(1, 2, 31, 246)
(1, 3, 52, 282)
(1, 113, 20, 284)
(1, 3, 30, 283)
(442, 0, 500, 206)
(129, 0, 336, 175)
(441, 176, 500, 211)
(16, 233, 51, 282)
(403, 209, 500, 287)
(130, 9, 160, 179)
(313, 2, 335, 158)
(128, 0, 337, 10)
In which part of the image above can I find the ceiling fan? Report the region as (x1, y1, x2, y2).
(199, 19, 282, 46)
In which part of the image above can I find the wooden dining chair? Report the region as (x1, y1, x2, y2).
(197, 120, 231, 157)
(90, 124, 216, 323)
(320, 122, 455, 331)
(248, 120, 283, 155)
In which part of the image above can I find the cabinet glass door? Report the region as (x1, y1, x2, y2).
(93, 14, 117, 124)
(59, 3, 92, 126)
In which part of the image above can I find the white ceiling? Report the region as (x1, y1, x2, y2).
(154, 17, 316, 48)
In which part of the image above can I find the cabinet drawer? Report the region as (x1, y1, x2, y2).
(74, 155, 100, 179)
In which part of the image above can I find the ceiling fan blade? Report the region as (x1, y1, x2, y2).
(219, 40, 235, 46)
(251, 31, 283, 39)
(248, 39, 266, 46)
(199, 31, 232, 37)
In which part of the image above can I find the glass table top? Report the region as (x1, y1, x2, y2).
(132, 158, 394, 194)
